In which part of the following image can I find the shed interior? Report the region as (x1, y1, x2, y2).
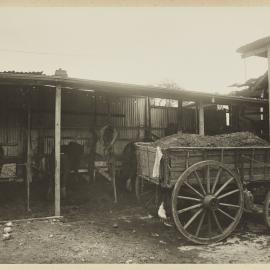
(0, 76, 267, 221)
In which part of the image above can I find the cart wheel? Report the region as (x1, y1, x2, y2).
(171, 160, 244, 244)
(135, 176, 160, 214)
(264, 190, 270, 228)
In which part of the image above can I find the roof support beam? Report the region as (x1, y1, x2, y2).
(241, 46, 268, 59)
(198, 102, 205, 136)
(177, 99, 183, 133)
(55, 85, 61, 216)
(267, 46, 270, 141)
(26, 90, 32, 212)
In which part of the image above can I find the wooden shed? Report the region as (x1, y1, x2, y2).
(0, 70, 266, 220)
(237, 36, 270, 140)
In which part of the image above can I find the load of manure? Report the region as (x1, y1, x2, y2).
(151, 132, 269, 148)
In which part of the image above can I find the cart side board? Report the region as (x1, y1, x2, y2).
(135, 143, 270, 188)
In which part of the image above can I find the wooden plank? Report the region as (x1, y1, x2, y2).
(89, 94, 96, 183)
(0, 215, 63, 225)
(0, 73, 267, 106)
(147, 97, 152, 138)
(177, 99, 183, 132)
(243, 174, 270, 181)
(107, 95, 111, 122)
(221, 148, 224, 163)
(198, 102, 205, 136)
(241, 46, 268, 59)
(147, 147, 151, 178)
(185, 151, 190, 169)
(268, 46, 270, 141)
(26, 93, 32, 212)
(144, 97, 148, 138)
(165, 146, 270, 150)
(55, 85, 61, 216)
(111, 157, 117, 203)
(250, 149, 255, 181)
(195, 103, 198, 134)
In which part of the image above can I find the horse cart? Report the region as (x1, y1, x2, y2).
(135, 143, 270, 244)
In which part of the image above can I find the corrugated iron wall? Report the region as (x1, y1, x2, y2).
(0, 127, 24, 157)
(95, 95, 146, 154)
(0, 90, 197, 158)
(0, 89, 25, 157)
(13, 94, 147, 156)
(151, 107, 178, 138)
(0, 87, 208, 159)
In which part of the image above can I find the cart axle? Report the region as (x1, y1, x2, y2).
(203, 195, 218, 210)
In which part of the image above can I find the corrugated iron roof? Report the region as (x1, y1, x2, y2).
(237, 36, 270, 58)
(0, 72, 267, 106)
(231, 72, 268, 98)
(1, 71, 44, 75)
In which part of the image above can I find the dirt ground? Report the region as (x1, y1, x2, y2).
(1, 177, 270, 264)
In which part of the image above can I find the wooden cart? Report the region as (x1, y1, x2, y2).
(135, 142, 270, 244)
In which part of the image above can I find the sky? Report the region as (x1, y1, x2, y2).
(0, 7, 269, 94)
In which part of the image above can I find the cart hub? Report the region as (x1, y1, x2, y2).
(203, 195, 218, 210)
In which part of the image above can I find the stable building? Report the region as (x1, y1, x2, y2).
(0, 69, 266, 221)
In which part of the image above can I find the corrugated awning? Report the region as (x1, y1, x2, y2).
(237, 36, 270, 58)
(0, 72, 267, 106)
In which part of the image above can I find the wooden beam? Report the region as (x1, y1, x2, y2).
(144, 96, 152, 139)
(198, 102, 205, 136)
(0, 79, 267, 106)
(267, 46, 270, 140)
(144, 97, 147, 138)
(107, 95, 111, 122)
(88, 94, 97, 183)
(263, 105, 269, 139)
(93, 94, 97, 127)
(4, 108, 125, 118)
(26, 92, 32, 212)
(147, 97, 152, 138)
(0, 215, 63, 224)
(195, 103, 198, 134)
(177, 99, 183, 133)
(241, 46, 268, 59)
(55, 85, 61, 216)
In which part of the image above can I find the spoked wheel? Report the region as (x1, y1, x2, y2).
(263, 190, 270, 229)
(135, 176, 160, 214)
(171, 160, 244, 244)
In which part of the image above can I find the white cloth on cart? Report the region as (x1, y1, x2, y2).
(152, 146, 163, 178)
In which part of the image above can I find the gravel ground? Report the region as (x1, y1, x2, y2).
(0, 179, 270, 264)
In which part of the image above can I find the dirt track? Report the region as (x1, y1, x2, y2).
(1, 179, 270, 263)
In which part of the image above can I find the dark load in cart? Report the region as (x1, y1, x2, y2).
(135, 140, 270, 244)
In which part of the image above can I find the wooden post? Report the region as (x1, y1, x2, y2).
(263, 105, 269, 139)
(147, 97, 152, 138)
(107, 95, 117, 203)
(107, 95, 111, 123)
(177, 99, 183, 133)
(55, 85, 61, 216)
(144, 96, 152, 139)
(198, 101, 205, 136)
(195, 102, 198, 134)
(89, 94, 97, 183)
(144, 97, 148, 138)
(267, 46, 270, 141)
(26, 92, 32, 212)
(231, 105, 239, 132)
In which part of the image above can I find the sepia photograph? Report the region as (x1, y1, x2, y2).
(0, 0, 270, 264)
